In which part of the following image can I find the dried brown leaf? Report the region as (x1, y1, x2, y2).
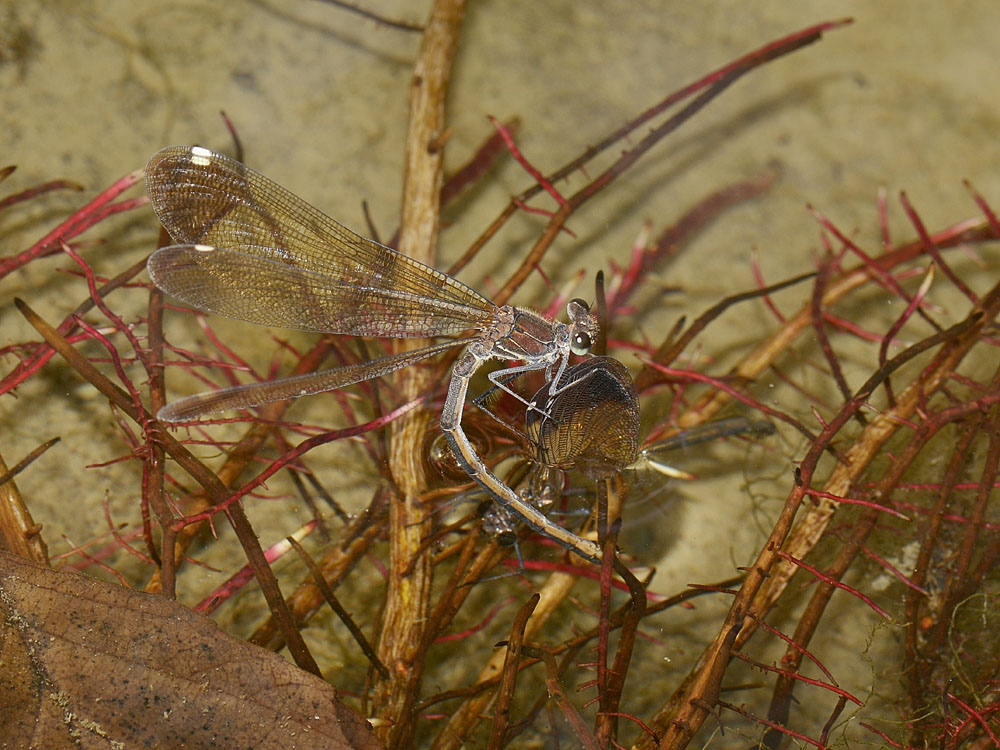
(0, 551, 382, 749)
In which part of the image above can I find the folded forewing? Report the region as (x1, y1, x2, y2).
(145, 146, 497, 337)
(148, 244, 486, 337)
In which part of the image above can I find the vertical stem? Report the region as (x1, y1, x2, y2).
(372, 0, 467, 746)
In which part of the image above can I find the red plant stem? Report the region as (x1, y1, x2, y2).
(732, 651, 862, 705)
(598, 712, 659, 742)
(750, 248, 787, 324)
(1, 332, 97, 391)
(878, 265, 935, 407)
(965, 179, 1000, 236)
(62, 242, 151, 373)
(877, 187, 892, 250)
(810, 250, 858, 411)
(746, 615, 839, 686)
(100, 491, 154, 567)
(0, 256, 149, 397)
(440, 118, 518, 208)
(808, 203, 920, 316)
(824, 310, 902, 344)
(774, 550, 890, 619)
(716, 700, 825, 749)
(433, 595, 516, 643)
(900, 191, 977, 303)
(72, 317, 145, 410)
(0, 169, 144, 280)
(818, 697, 849, 749)
(0, 178, 83, 210)
(858, 545, 928, 595)
(196, 316, 258, 383)
(195, 527, 316, 613)
(488, 115, 567, 207)
(947, 693, 1000, 746)
(859, 723, 907, 748)
(804, 488, 910, 520)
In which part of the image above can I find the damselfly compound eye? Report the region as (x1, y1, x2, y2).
(571, 331, 592, 356)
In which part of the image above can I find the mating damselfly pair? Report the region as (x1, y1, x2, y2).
(146, 145, 612, 561)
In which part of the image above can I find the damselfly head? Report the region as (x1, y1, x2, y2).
(566, 298, 598, 356)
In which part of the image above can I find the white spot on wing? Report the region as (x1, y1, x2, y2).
(190, 146, 212, 166)
(193, 244, 215, 253)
